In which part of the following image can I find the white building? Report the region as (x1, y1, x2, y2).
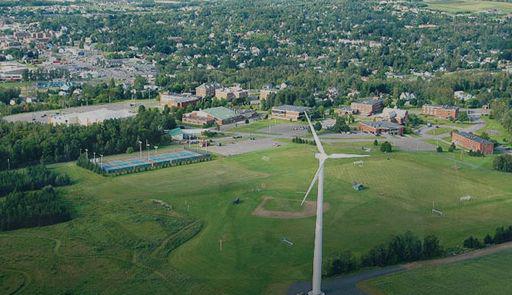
(50, 108, 135, 126)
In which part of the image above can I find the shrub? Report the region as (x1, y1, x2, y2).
(493, 154, 512, 173)
(436, 146, 443, 153)
(380, 141, 392, 153)
(448, 142, 456, 152)
(463, 236, 483, 249)
(324, 251, 359, 277)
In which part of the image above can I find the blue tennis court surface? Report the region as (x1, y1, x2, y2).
(100, 150, 207, 173)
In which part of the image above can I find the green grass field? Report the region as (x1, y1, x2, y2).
(365, 249, 512, 295)
(427, 127, 454, 136)
(228, 118, 300, 134)
(480, 116, 512, 147)
(1, 142, 512, 294)
(426, 0, 512, 13)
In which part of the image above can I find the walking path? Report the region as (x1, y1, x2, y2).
(288, 240, 512, 295)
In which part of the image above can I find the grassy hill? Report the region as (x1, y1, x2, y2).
(1, 142, 512, 294)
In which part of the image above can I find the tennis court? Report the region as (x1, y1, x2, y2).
(100, 150, 209, 173)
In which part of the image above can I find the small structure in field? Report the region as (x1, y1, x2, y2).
(352, 182, 364, 191)
(432, 201, 444, 216)
(460, 195, 473, 202)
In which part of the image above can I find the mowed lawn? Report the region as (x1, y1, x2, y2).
(1, 143, 512, 294)
(365, 249, 512, 295)
(228, 118, 300, 134)
(426, 0, 512, 13)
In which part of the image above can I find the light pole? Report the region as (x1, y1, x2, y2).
(138, 140, 143, 159)
(99, 154, 103, 169)
(154, 145, 158, 155)
(93, 152, 96, 164)
(146, 140, 150, 161)
(7, 158, 10, 170)
(85, 148, 89, 159)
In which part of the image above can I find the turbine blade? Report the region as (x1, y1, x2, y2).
(304, 111, 325, 155)
(328, 153, 369, 159)
(301, 159, 325, 206)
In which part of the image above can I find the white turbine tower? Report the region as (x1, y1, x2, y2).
(302, 112, 368, 295)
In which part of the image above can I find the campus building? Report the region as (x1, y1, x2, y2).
(350, 98, 384, 116)
(182, 106, 243, 126)
(422, 105, 459, 120)
(451, 131, 494, 155)
(50, 108, 135, 126)
(382, 107, 408, 125)
(214, 85, 248, 101)
(359, 121, 404, 136)
(159, 93, 200, 109)
(195, 83, 220, 98)
(271, 105, 309, 121)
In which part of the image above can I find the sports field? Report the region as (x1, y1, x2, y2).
(1, 142, 512, 294)
(365, 249, 512, 295)
(426, 0, 512, 13)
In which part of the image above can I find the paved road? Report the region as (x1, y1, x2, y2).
(288, 240, 512, 295)
(287, 266, 405, 295)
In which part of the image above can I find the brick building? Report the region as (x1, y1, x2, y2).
(215, 85, 248, 101)
(359, 121, 404, 136)
(351, 98, 384, 116)
(182, 107, 243, 126)
(271, 105, 309, 121)
(451, 131, 494, 155)
(159, 93, 200, 109)
(195, 83, 220, 98)
(422, 105, 459, 120)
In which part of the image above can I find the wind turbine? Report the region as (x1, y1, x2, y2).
(301, 112, 368, 295)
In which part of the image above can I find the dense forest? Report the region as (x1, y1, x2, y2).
(0, 107, 177, 170)
(0, 185, 72, 231)
(0, 165, 71, 197)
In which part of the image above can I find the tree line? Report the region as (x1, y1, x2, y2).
(0, 165, 70, 197)
(464, 225, 512, 249)
(324, 231, 443, 277)
(0, 107, 176, 170)
(0, 185, 72, 231)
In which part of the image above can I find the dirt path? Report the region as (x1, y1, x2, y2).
(288, 241, 512, 295)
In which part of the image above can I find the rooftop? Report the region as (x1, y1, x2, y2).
(272, 104, 310, 112)
(424, 104, 459, 110)
(203, 106, 238, 120)
(455, 131, 493, 145)
(161, 93, 199, 103)
(361, 120, 402, 129)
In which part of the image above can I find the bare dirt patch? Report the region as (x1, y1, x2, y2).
(252, 196, 330, 219)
